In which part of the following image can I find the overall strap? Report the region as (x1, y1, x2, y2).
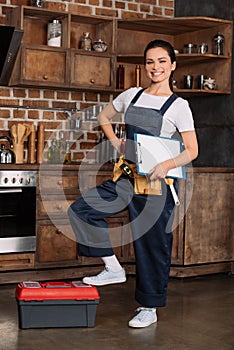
(130, 89, 178, 114)
(130, 88, 146, 104)
(160, 93, 178, 115)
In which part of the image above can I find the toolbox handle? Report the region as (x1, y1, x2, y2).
(41, 282, 72, 288)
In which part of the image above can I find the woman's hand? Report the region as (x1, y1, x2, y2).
(98, 103, 122, 153)
(149, 131, 198, 181)
(149, 159, 174, 180)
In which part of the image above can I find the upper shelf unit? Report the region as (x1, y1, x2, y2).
(6, 5, 115, 52)
(5, 6, 233, 95)
(117, 17, 233, 94)
(6, 6, 116, 91)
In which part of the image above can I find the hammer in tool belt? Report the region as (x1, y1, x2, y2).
(164, 178, 180, 206)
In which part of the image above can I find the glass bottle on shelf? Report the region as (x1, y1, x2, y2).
(64, 141, 71, 165)
(80, 32, 92, 51)
(59, 131, 66, 163)
(135, 65, 141, 87)
(212, 32, 224, 55)
(116, 64, 125, 89)
(48, 140, 56, 163)
(50, 139, 61, 164)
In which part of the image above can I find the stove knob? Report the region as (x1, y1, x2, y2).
(4, 177, 8, 184)
(26, 178, 31, 185)
(19, 178, 24, 184)
(12, 178, 16, 184)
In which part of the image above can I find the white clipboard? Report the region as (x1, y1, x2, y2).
(134, 133, 186, 179)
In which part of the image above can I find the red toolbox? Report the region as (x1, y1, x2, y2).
(15, 281, 100, 329)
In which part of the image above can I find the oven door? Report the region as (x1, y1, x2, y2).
(0, 187, 36, 253)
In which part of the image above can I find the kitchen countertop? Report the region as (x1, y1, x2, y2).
(0, 163, 234, 173)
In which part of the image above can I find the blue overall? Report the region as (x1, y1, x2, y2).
(68, 89, 178, 307)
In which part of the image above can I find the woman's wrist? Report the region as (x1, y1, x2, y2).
(162, 159, 177, 174)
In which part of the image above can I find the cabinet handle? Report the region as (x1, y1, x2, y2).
(57, 180, 62, 186)
(56, 204, 62, 210)
(90, 79, 95, 84)
(55, 229, 62, 235)
(43, 75, 48, 80)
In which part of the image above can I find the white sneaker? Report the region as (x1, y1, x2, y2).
(82, 267, 126, 286)
(128, 307, 157, 328)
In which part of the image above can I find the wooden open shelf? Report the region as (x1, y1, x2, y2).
(5, 6, 233, 95)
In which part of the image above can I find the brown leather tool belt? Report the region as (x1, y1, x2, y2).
(112, 156, 162, 195)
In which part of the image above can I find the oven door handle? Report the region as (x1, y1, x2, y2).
(0, 188, 22, 193)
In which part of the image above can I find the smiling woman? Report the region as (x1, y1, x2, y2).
(68, 39, 198, 329)
(144, 41, 176, 92)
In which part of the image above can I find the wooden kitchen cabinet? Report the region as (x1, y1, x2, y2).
(36, 165, 134, 267)
(6, 6, 69, 47)
(0, 164, 233, 283)
(6, 5, 116, 91)
(36, 168, 79, 266)
(170, 168, 234, 277)
(36, 222, 77, 263)
(11, 45, 69, 88)
(183, 171, 234, 265)
(37, 166, 234, 277)
(6, 6, 232, 95)
(70, 51, 114, 90)
(117, 17, 233, 94)
(69, 14, 115, 52)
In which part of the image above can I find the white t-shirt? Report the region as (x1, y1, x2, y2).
(112, 87, 195, 138)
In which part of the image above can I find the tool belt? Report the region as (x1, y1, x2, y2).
(112, 156, 162, 195)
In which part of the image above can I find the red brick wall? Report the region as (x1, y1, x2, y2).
(0, 0, 174, 163)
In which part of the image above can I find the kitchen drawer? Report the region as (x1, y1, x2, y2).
(78, 170, 112, 192)
(0, 253, 34, 271)
(37, 195, 77, 218)
(38, 173, 79, 194)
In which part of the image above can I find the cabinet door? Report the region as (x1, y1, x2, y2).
(184, 172, 234, 265)
(70, 51, 114, 90)
(37, 223, 77, 263)
(11, 45, 69, 88)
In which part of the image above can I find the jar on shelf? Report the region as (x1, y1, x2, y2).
(31, 0, 45, 7)
(183, 43, 197, 54)
(47, 20, 62, 47)
(80, 32, 92, 51)
(93, 39, 107, 52)
(212, 32, 224, 55)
